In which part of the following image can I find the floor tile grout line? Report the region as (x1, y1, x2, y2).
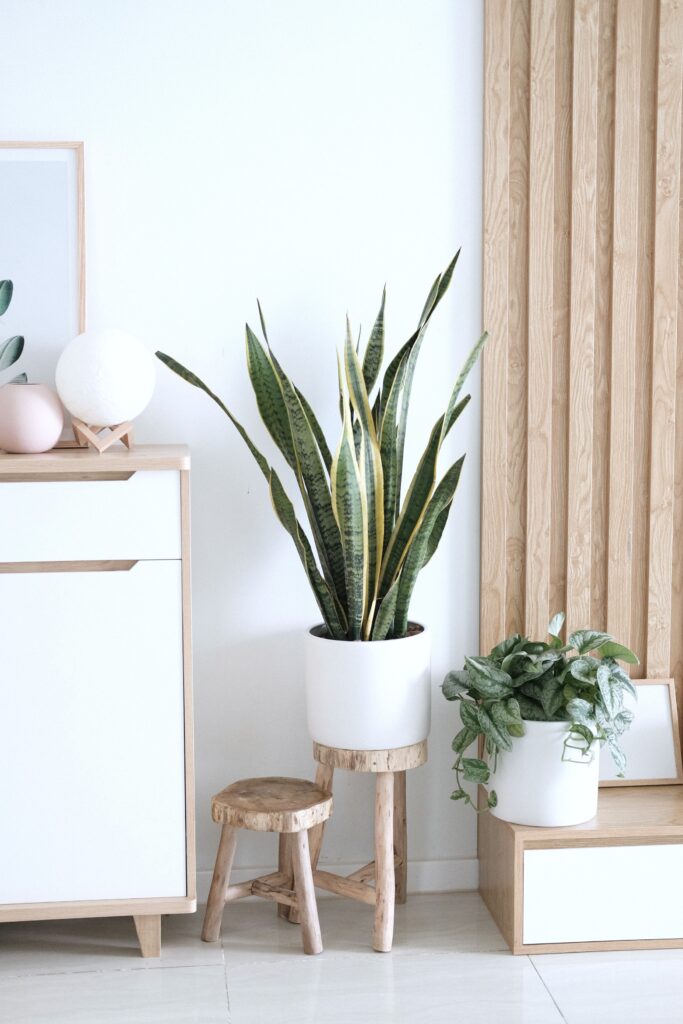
(0, 962, 226, 981)
(528, 955, 569, 1023)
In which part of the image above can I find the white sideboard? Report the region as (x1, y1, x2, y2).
(0, 444, 194, 957)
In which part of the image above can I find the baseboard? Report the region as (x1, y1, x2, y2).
(196, 857, 479, 904)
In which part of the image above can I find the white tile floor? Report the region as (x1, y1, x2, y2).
(1, 894, 682, 1022)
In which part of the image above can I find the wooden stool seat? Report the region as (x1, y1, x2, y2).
(211, 776, 332, 833)
(202, 776, 332, 955)
(287, 741, 428, 953)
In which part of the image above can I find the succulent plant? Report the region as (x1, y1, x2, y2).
(157, 254, 486, 641)
(0, 280, 26, 384)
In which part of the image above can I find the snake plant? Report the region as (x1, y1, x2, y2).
(157, 253, 486, 641)
(0, 281, 26, 383)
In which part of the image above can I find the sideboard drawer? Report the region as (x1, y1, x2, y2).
(0, 470, 181, 562)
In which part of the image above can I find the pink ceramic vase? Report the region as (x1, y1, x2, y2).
(0, 383, 64, 454)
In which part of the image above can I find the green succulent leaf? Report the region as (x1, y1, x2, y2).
(370, 578, 399, 641)
(362, 286, 385, 396)
(0, 335, 24, 371)
(0, 280, 13, 316)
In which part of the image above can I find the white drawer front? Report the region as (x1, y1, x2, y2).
(0, 470, 181, 562)
(0, 560, 186, 903)
(524, 845, 683, 944)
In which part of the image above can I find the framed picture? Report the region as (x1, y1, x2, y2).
(0, 142, 85, 388)
(599, 678, 683, 787)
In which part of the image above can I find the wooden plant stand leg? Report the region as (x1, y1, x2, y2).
(277, 833, 293, 920)
(288, 763, 334, 925)
(291, 829, 323, 955)
(202, 824, 238, 942)
(133, 914, 161, 958)
(373, 771, 396, 952)
(393, 770, 408, 904)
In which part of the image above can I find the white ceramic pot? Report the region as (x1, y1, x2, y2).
(0, 383, 64, 454)
(304, 624, 431, 750)
(489, 721, 599, 827)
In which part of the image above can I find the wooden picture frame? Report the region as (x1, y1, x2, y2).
(0, 141, 86, 345)
(599, 678, 683, 788)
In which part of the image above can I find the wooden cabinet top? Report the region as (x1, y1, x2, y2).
(0, 444, 190, 477)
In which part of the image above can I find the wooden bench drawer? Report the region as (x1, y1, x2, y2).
(0, 470, 181, 562)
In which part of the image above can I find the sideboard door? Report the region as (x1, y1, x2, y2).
(0, 559, 187, 904)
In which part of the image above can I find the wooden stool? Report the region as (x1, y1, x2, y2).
(289, 741, 427, 953)
(201, 777, 332, 955)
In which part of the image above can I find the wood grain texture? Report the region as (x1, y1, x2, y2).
(566, 0, 599, 632)
(312, 741, 427, 773)
(133, 915, 161, 958)
(481, 0, 511, 653)
(646, 0, 683, 677)
(525, 0, 555, 637)
(0, 444, 190, 474)
(210, 777, 333, 833)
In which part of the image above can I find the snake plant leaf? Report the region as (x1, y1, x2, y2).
(0, 335, 24, 371)
(156, 350, 345, 637)
(362, 286, 386, 397)
(0, 280, 13, 317)
(370, 577, 400, 641)
(344, 324, 384, 627)
(268, 470, 346, 639)
(379, 349, 409, 548)
(245, 325, 297, 470)
(439, 333, 487, 446)
(295, 386, 333, 472)
(332, 364, 367, 639)
(394, 456, 465, 635)
(275, 362, 348, 609)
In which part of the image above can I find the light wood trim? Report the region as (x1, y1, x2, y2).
(0, 444, 190, 475)
(566, 0, 599, 631)
(0, 895, 195, 924)
(0, 472, 136, 483)
(312, 740, 427, 773)
(180, 469, 196, 900)
(646, 0, 683, 678)
(312, 869, 376, 905)
(525, 0, 555, 637)
(0, 560, 138, 574)
(0, 141, 85, 333)
(606, 0, 641, 645)
(480, 0, 510, 652)
(133, 914, 161, 958)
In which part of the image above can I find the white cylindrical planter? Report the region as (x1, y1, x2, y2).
(304, 625, 431, 750)
(489, 721, 599, 827)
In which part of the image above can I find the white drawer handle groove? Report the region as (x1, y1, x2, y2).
(0, 560, 139, 574)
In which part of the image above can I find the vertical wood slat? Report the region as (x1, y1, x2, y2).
(505, 0, 530, 635)
(566, 0, 600, 633)
(525, 0, 555, 638)
(606, 0, 642, 647)
(646, 0, 683, 677)
(480, 0, 511, 654)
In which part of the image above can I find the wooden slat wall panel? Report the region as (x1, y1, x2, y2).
(481, 0, 683, 706)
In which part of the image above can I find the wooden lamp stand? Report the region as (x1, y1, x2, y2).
(72, 418, 134, 453)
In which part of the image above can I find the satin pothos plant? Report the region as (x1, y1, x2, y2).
(157, 253, 486, 641)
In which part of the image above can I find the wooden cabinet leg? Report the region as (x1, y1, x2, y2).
(277, 833, 293, 919)
(288, 763, 333, 925)
(133, 914, 161, 958)
(393, 770, 408, 904)
(373, 771, 395, 952)
(202, 824, 238, 942)
(291, 829, 323, 955)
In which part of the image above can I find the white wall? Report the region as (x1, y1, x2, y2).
(2, 0, 483, 893)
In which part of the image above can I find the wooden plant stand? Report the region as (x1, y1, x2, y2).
(286, 740, 427, 953)
(202, 777, 332, 955)
(72, 418, 134, 453)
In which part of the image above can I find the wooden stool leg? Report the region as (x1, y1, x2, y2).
(291, 829, 323, 955)
(202, 824, 238, 942)
(373, 771, 395, 952)
(277, 833, 293, 919)
(393, 769, 408, 904)
(133, 915, 161, 957)
(288, 763, 334, 925)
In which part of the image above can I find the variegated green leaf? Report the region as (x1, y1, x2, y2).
(362, 286, 385, 396)
(439, 333, 487, 447)
(345, 323, 384, 630)
(379, 350, 409, 548)
(393, 457, 464, 635)
(0, 280, 13, 317)
(295, 386, 333, 472)
(331, 369, 367, 639)
(0, 335, 24, 371)
(371, 578, 399, 641)
(245, 325, 296, 469)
